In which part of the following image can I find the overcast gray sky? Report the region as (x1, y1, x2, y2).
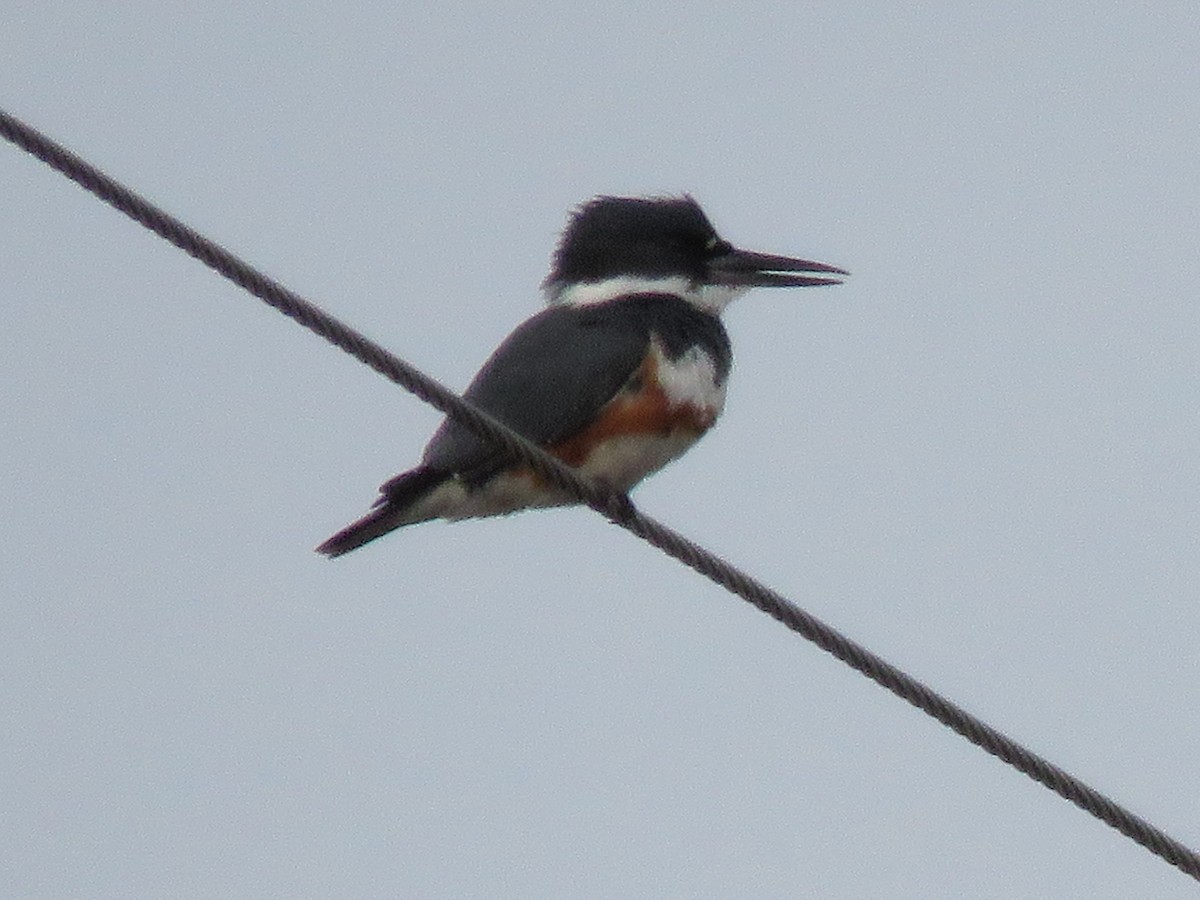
(4, 3, 1199, 897)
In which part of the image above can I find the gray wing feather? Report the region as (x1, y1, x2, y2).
(421, 304, 650, 482)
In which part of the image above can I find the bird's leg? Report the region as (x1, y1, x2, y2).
(590, 479, 639, 525)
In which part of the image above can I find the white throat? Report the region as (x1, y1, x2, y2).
(546, 275, 748, 315)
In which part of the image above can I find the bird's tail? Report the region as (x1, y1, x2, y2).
(316, 468, 447, 557)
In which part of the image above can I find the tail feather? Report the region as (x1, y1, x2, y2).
(316, 468, 447, 557)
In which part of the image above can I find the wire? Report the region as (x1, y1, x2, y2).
(3, 106, 1198, 882)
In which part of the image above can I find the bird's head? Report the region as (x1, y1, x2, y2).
(543, 195, 846, 313)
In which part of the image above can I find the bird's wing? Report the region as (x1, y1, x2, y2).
(416, 302, 652, 485)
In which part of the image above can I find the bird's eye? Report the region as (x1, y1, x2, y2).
(667, 232, 726, 257)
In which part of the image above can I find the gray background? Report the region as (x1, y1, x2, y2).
(4, 3, 1198, 897)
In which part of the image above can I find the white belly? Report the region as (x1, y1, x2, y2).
(575, 428, 707, 491)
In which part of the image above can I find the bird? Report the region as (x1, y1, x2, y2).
(317, 195, 846, 556)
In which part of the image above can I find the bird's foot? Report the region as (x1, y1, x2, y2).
(591, 481, 638, 525)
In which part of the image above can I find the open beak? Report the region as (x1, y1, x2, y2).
(709, 247, 848, 288)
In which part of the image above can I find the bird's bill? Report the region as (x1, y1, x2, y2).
(709, 247, 848, 287)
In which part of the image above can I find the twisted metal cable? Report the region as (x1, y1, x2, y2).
(3, 107, 1197, 881)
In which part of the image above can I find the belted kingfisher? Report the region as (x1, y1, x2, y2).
(317, 195, 846, 556)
